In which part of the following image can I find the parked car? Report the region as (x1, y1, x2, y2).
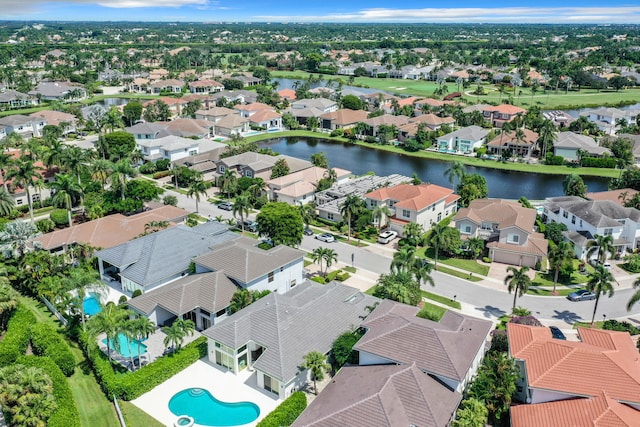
(303, 228, 314, 236)
(603, 262, 611, 270)
(315, 233, 335, 243)
(378, 230, 398, 244)
(549, 326, 566, 340)
(217, 201, 233, 211)
(237, 220, 257, 232)
(567, 289, 596, 302)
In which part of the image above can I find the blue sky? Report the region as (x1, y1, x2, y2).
(4, 0, 640, 23)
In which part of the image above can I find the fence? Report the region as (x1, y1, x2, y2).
(113, 396, 127, 427)
(41, 296, 68, 327)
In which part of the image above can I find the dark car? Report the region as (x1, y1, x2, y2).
(549, 326, 566, 340)
(303, 228, 314, 236)
(217, 201, 233, 211)
(567, 289, 596, 302)
(237, 220, 257, 232)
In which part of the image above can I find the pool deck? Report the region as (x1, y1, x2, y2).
(132, 359, 280, 427)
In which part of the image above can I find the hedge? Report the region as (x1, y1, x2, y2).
(256, 391, 307, 427)
(30, 323, 76, 376)
(17, 356, 81, 427)
(0, 305, 35, 366)
(153, 170, 172, 179)
(580, 156, 617, 168)
(50, 209, 69, 227)
(81, 333, 208, 400)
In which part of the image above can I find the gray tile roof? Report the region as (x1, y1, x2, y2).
(355, 300, 492, 382)
(128, 271, 237, 317)
(0, 114, 32, 126)
(96, 222, 238, 287)
(439, 125, 489, 142)
(194, 237, 304, 284)
(554, 132, 610, 156)
(203, 281, 379, 383)
(292, 363, 461, 427)
(545, 196, 640, 228)
(125, 122, 167, 136)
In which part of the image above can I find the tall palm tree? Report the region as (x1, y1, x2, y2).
(444, 161, 466, 190)
(322, 248, 338, 278)
(5, 155, 43, 223)
(121, 318, 138, 370)
(537, 119, 557, 158)
(504, 266, 532, 312)
(627, 277, 640, 312)
(302, 351, 330, 395)
(232, 191, 252, 231)
(48, 173, 84, 228)
(219, 169, 237, 200)
(187, 177, 208, 213)
(391, 245, 435, 287)
(0, 149, 14, 193)
(0, 188, 15, 217)
(402, 221, 425, 247)
(248, 178, 267, 200)
(297, 203, 316, 230)
(88, 302, 128, 366)
(91, 159, 114, 190)
(340, 194, 363, 241)
(547, 241, 574, 293)
(67, 267, 103, 332)
(108, 158, 137, 200)
(586, 265, 615, 324)
(59, 146, 90, 185)
(427, 222, 448, 269)
(372, 204, 392, 230)
(0, 220, 39, 259)
(586, 234, 615, 264)
(229, 289, 253, 314)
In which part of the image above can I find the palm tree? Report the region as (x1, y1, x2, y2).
(0, 188, 14, 217)
(59, 146, 90, 185)
(131, 317, 155, 364)
(467, 237, 485, 259)
(88, 302, 127, 365)
(427, 222, 448, 269)
(229, 289, 253, 314)
(586, 265, 615, 324)
(0, 220, 39, 259)
(121, 318, 138, 370)
(0, 149, 14, 193)
(586, 234, 615, 264)
(547, 242, 574, 293)
(372, 204, 392, 230)
(504, 266, 532, 312)
(219, 169, 237, 200)
(187, 177, 208, 213)
(91, 159, 114, 190)
(402, 221, 425, 247)
(391, 245, 435, 287)
(248, 178, 267, 200)
(162, 323, 184, 351)
(5, 155, 43, 223)
(302, 351, 330, 395)
(232, 191, 252, 231)
(322, 248, 338, 278)
(627, 277, 640, 311)
(67, 267, 103, 332)
(297, 203, 316, 230)
(444, 161, 466, 190)
(537, 119, 556, 158)
(108, 158, 137, 200)
(340, 194, 363, 241)
(49, 173, 84, 227)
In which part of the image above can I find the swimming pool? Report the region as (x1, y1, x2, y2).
(83, 294, 102, 316)
(102, 333, 147, 358)
(169, 388, 260, 426)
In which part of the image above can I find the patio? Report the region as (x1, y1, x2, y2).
(132, 359, 280, 426)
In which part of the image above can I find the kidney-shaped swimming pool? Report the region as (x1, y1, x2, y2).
(168, 388, 260, 426)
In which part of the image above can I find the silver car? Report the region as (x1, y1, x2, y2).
(315, 233, 335, 243)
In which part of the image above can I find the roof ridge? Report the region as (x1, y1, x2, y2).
(531, 342, 581, 387)
(272, 296, 287, 380)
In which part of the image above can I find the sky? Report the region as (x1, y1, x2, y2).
(3, 0, 640, 23)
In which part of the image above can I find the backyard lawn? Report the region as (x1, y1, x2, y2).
(418, 247, 489, 276)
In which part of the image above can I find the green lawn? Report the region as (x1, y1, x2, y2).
(573, 321, 604, 329)
(533, 260, 592, 288)
(418, 247, 489, 276)
(528, 287, 574, 297)
(120, 401, 165, 427)
(420, 290, 462, 309)
(417, 301, 447, 321)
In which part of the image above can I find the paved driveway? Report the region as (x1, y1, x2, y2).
(487, 262, 537, 283)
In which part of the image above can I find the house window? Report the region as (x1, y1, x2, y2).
(508, 234, 520, 244)
(437, 213, 442, 222)
(563, 211, 568, 219)
(219, 166, 226, 173)
(604, 228, 613, 236)
(16, 199, 23, 205)
(290, 279, 296, 288)
(245, 170, 253, 177)
(215, 309, 226, 317)
(189, 150, 197, 156)
(402, 209, 410, 218)
(264, 375, 279, 395)
(462, 225, 472, 234)
(580, 220, 583, 227)
(327, 213, 334, 221)
(237, 345, 247, 354)
(268, 271, 274, 283)
(571, 215, 575, 224)
(200, 309, 210, 317)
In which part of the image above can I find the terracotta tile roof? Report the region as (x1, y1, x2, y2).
(35, 205, 188, 250)
(511, 392, 640, 427)
(292, 363, 461, 427)
(487, 232, 548, 256)
(454, 198, 537, 232)
(267, 166, 327, 188)
(248, 109, 281, 123)
(278, 88, 296, 100)
(508, 324, 640, 404)
(363, 114, 410, 127)
(409, 113, 455, 126)
(275, 181, 316, 198)
(234, 102, 272, 112)
(484, 104, 527, 115)
(365, 183, 458, 212)
(188, 79, 223, 88)
(587, 188, 638, 207)
(318, 108, 368, 126)
(29, 110, 76, 126)
(487, 129, 539, 147)
(396, 96, 421, 107)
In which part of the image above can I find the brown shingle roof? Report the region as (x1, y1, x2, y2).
(366, 183, 458, 212)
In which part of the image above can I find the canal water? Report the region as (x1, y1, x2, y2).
(259, 137, 610, 200)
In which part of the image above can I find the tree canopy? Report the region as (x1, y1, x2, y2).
(256, 202, 304, 247)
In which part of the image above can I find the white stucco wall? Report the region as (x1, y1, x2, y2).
(358, 350, 395, 366)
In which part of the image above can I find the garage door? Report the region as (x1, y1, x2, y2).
(492, 250, 522, 266)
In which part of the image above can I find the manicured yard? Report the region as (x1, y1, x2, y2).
(435, 265, 484, 282)
(573, 321, 604, 329)
(418, 247, 489, 276)
(420, 290, 461, 309)
(120, 401, 164, 427)
(417, 301, 447, 321)
(528, 287, 575, 297)
(532, 260, 593, 288)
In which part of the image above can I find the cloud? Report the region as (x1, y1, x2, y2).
(1, 0, 210, 15)
(94, 0, 209, 8)
(255, 6, 640, 23)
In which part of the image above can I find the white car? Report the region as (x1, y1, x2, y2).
(315, 233, 335, 243)
(378, 230, 398, 244)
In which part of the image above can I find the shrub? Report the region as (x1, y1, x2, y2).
(0, 305, 35, 367)
(80, 333, 207, 400)
(156, 159, 171, 171)
(416, 306, 442, 321)
(602, 319, 640, 335)
(132, 289, 142, 298)
(509, 315, 543, 327)
(17, 356, 81, 427)
(50, 209, 69, 227)
(30, 323, 76, 376)
(153, 170, 172, 179)
(544, 152, 564, 165)
(310, 276, 326, 284)
(139, 162, 157, 174)
(36, 218, 56, 233)
(482, 257, 492, 263)
(580, 156, 617, 168)
(163, 195, 178, 206)
(330, 128, 344, 137)
(256, 391, 307, 427)
(489, 329, 508, 353)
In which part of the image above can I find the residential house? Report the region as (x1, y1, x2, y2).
(231, 74, 262, 87)
(234, 102, 273, 118)
(210, 90, 258, 105)
(365, 183, 460, 235)
(542, 110, 575, 128)
(136, 135, 201, 162)
(291, 98, 338, 114)
(163, 118, 213, 139)
(29, 110, 77, 134)
(174, 145, 228, 178)
(248, 110, 282, 131)
(28, 81, 86, 102)
(217, 152, 312, 181)
(410, 113, 454, 130)
(581, 107, 640, 135)
(361, 114, 410, 140)
(95, 222, 238, 294)
(486, 128, 539, 157)
(214, 114, 250, 137)
(129, 271, 236, 331)
(193, 236, 305, 295)
(508, 323, 640, 425)
(0, 90, 35, 110)
(454, 199, 548, 267)
(587, 188, 638, 207)
(1, 150, 55, 207)
(35, 205, 188, 253)
(543, 196, 640, 258)
(553, 131, 610, 161)
(80, 104, 107, 124)
(318, 109, 368, 131)
(202, 280, 379, 399)
(277, 89, 296, 101)
(149, 79, 185, 94)
(125, 122, 169, 140)
(483, 104, 526, 128)
(0, 114, 45, 138)
(143, 97, 188, 119)
(617, 133, 640, 164)
(129, 77, 149, 93)
(194, 107, 238, 123)
(268, 166, 332, 205)
(437, 125, 489, 153)
(188, 79, 224, 94)
(355, 300, 493, 393)
(292, 363, 461, 427)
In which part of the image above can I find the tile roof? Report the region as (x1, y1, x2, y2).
(248, 109, 281, 123)
(484, 104, 527, 115)
(586, 188, 638, 207)
(275, 181, 316, 198)
(487, 232, 548, 256)
(555, 131, 610, 156)
(194, 237, 304, 284)
(292, 363, 461, 427)
(508, 323, 640, 404)
(203, 281, 379, 383)
(355, 300, 492, 382)
(511, 392, 640, 427)
(29, 110, 76, 126)
(318, 108, 369, 125)
(366, 183, 458, 212)
(188, 79, 223, 88)
(363, 114, 410, 127)
(35, 206, 188, 250)
(439, 125, 489, 142)
(409, 113, 454, 126)
(96, 222, 238, 287)
(267, 166, 327, 188)
(215, 114, 249, 128)
(234, 102, 272, 112)
(454, 198, 536, 232)
(487, 129, 539, 147)
(128, 271, 237, 317)
(544, 196, 640, 227)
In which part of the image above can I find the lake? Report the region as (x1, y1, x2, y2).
(259, 137, 609, 200)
